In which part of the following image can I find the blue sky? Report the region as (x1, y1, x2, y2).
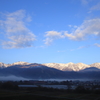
(0, 0, 100, 64)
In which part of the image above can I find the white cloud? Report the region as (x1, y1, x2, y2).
(94, 43, 100, 47)
(65, 18, 100, 41)
(44, 38, 53, 45)
(64, 31, 85, 41)
(81, 0, 88, 5)
(78, 46, 86, 49)
(26, 15, 32, 22)
(74, 25, 78, 28)
(78, 45, 91, 49)
(45, 31, 64, 38)
(68, 25, 78, 28)
(44, 31, 65, 45)
(57, 50, 65, 53)
(90, 2, 100, 11)
(68, 25, 72, 27)
(44, 18, 100, 45)
(0, 10, 36, 49)
(70, 45, 91, 51)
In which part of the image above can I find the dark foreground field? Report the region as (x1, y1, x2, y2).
(0, 80, 100, 100)
(0, 89, 100, 100)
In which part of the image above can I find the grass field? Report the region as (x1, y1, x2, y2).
(0, 90, 100, 100)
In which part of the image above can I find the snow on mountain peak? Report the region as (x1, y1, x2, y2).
(0, 61, 30, 68)
(90, 63, 100, 69)
(12, 61, 30, 65)
(43, 62, 91, 71)
(0, 62, 8, 68)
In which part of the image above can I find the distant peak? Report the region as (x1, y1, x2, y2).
(76, 63, 87, 65)
(12, 61, 30, 65)
(91, 62, 100, 64)
(68, 62, 74, 64)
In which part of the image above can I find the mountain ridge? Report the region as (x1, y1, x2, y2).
(43, 62, 100, 71)
(0, 61, 100, 71)
(0, 62, 100, 80)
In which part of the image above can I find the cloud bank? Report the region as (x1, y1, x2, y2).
(0, 10, 36, 49)
(1, 10, 100, 48)
(65, 18, 100, 41)
(44, 18, 100, 46)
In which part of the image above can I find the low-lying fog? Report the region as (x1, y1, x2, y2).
(0, 75, 29, 81)
(0, 75, 99, 82)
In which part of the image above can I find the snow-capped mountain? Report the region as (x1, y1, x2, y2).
(0, 62, 8, 68)
(62, 63, 90, 71)
(0, 61, 30, 68)
(0, 61, 100, 71)
(43, 62, 90, 71)
(43, 62, 100, 71)
(0, 61, 100, 80)
(90, 63, 100, 69)
(11, 61, 30, 66)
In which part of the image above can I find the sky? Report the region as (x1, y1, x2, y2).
(0, 0, 100, 64)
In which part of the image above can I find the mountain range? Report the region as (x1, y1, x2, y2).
(43, 62, 100, 71)
(1, 61, 100, 71)
(0, 61, 100, 80)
